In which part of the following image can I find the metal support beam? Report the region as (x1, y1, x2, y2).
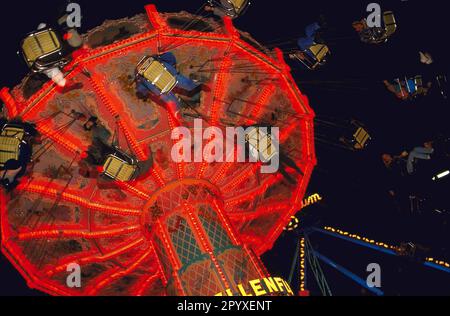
(312, 227, 450, 275)
(311, 227, 397, 256)
(304, 234, 332, 296)
(314, 251, 384, 296)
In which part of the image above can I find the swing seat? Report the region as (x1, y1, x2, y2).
(338, 121, 371, 151)
(208, 0, 251, 17)
(414, 75, 424, 95)
(360, 11, 397, 44)
(0, 125, 27, 168)
(405, 78, 417, 94)
(294, 44, 330, 70)
(136, 56, 178, 95)
(246, 127, 278, 163)
(21, 28, 67, 73)
(102, 150, 138, 182)
(290, 44, 330, 70)
(383, 11, 397, 38)
(400, 75, 424, 97)
(393, 78, 411, 100)
(352, 127, 371, 150)
(0, 137, 21, 168)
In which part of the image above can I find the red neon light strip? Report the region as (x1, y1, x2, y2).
(1, 243, 77, 296)
(150, 240, 168, 286)
(145, 4, 167, 30)
(151, 168, 166, 187)
(167, 111, 184, 180)
(35, 122, 87, 154)
(0, 189, 9, 242)
(210, 148, 240, 185)
(45, 238, 145, 277)
(17, 183, 141, 217)
(229, 202, 288, 220)
(115, 181, 151, 200)
(212, 199, 240, 246)
(86, 247, 152, 295)
(221, 163, 261, 193)
(259, 163, 315, 254)
(20, 82, 57, 120)
(18, 224, 141, 240)
(280, 123, 298, 143)
(0, 87, 19, 118)
(245, 85, 276, 125)
(210, 56, 232, 126)
(211, 162, 232, 184)
(0, 1, 313, 292)
(156, 220, 181, 270)
(225, 175, 282, 208)
(133, 273, 161, 296)
(274, 48, 314, 117)
(156, 221, 186, 295)
(21, 67, 81, 121)
(243, 245, 266, 279)
(197, 55, 232, 179)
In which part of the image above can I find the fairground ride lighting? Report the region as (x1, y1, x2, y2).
(0, 4, 316, 296)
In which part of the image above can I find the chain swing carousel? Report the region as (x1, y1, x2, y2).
(0, 3, 316, 296)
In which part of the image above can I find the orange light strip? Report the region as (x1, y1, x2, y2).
(196, 54, 232, 180)
(210, 56, 232, 126)
(36, 122, 87, 154)
(115, 181, 151, 200)
(324, 227, 450, 271)
(299, 238, 306, 292)
(1, 242, 78, 296)
(425, 258, 450, 269)
(21, 81, 58, 120)
(21, 65, 82, 121)
(86, 246, 152, 295)
(150, 240, 169, 286)
(229, 202, 288, 220)
(280, 123, 298, 143)
(245, 85, 276, 125)
(151, 168, 166, 187)
(323, 227, 397, 251)
(45, 238, 145, 277)
(17, 183, 141, 217)
(0, 87, 19, 118)
(273, 48, 313, 116)
(167, 111, 184, 180)
(133, 273, 161, 296)
(19, 31, 158, 120)
(18, 225, 141, 240)
(260, 162, 315, 255)
(145, 4, 168, 30)
(210, 147, 242, 185)
(0, 189, 9, 242)
(225, 175, 282, 208)
(88, 73, 147, 161)
(243, 245, 267, 279)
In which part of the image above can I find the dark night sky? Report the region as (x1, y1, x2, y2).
(0, 0, 449, 296)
